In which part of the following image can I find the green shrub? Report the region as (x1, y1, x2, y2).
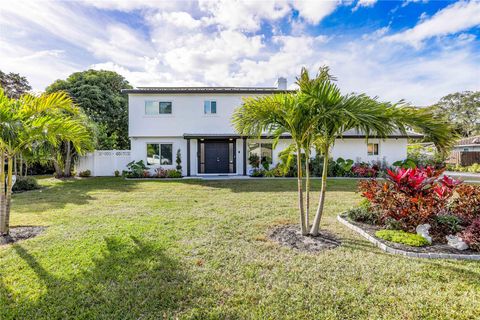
(79, 170, 91, 177)
(166, 170, 182, 178)
(114, 170, 120, 177)
(346, 205, 380, 225)
(250, 169, 265, 177)
(12, 176, 40, 192)
(124, 160, 148, 178)
(434, 214, 463, 234)
(375, 230, 430, 247)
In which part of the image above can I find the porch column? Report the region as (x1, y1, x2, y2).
(242, 137, 247, 176)
(186, 138, 191, 176)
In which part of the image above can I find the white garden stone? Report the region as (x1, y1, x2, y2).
(446, 235, 469, 251)
(416, 224, 432, 244)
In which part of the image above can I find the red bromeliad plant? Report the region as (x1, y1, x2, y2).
(359, 166, 461, 231)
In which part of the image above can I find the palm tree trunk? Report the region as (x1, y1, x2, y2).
(310, 145, 330, 236)
(64, 141, 72, 177)
(0, 151, 6, 235)
(4, 156, 13, 235)
(13, 155, 17, 176)
(51, 148, 63, 178)
(304, 149, 310, 229)
(296, 144, 307, 235)
(19, 155, 23, 176)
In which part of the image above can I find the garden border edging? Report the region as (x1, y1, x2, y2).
(337, 215, 480, 260)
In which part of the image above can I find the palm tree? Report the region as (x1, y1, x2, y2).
(0, 89, 92, 235)
(297, 67, 455, 236)
(232, 93, 316, 235)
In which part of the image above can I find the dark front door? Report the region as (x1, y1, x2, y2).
(204, 141, 230, 173)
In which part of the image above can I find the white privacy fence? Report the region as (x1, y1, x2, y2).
(76, 150, 131, 176)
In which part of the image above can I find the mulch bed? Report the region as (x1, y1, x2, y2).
(0, 226, 46, 245)
(344, 216, 479, 255)
(268, 224, 341, 252)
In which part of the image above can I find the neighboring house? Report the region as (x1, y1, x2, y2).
(446, 136, 480, 166)
(121, 78, 416, 176)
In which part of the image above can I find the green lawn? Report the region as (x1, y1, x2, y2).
(1, 177, 479, 319)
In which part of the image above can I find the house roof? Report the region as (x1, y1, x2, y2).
(122, 87, 295, 94)
(455, 135, 480, 146)
(183, 130, 423, 140)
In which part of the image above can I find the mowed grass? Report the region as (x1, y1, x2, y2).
(0, 177, 479, 319)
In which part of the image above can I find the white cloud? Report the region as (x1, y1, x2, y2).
(0, 0, 479, 107)
(198, 0, 290, 31)
(385, 1, 480, 47)
(292, 0, 339, 24)
(352, 0, 377, 11)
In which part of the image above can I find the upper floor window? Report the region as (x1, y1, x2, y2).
(145, 101, 172, 115)
(204, 100, 217, 114)
(367, 143, 379, 156)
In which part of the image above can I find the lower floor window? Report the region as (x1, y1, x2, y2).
(147, 143, 173, 165)
(367, 143, 379, 156)
(248, 143, 273, 163)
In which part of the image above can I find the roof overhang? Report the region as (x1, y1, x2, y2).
(122, 87, 295, 94)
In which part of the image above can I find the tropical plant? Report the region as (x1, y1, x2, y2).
(375, 230, 430, 247)
(233, 93, 316, 235)
(0, 88, 92, 235)
(297, 67, 456, 236)
(124, 160, 148, 178)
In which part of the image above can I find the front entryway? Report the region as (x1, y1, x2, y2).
(198, 139, 236, 174)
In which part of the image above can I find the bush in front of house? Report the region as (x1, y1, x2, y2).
(123, 160, 149, 178)
(79, 170, 91, 177)
(352, 166, 480, 251)
(375, 230, 430, 247)
(461, 218, 480, 251)
(12, 176, 40, 192)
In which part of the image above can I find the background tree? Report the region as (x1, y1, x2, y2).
(46, 69, 132, 149)
(432, 91, 480, 137)
(0, 70, 32, 99)
(0, 89, 92, 235)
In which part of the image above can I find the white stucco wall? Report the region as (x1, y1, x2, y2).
(128, 137, 408, 176)
(129, 93, 265, 137)
(332, 138, 408, 165)
(125, 92, 409, 176)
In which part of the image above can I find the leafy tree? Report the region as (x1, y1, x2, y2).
(0, 70, 31, 99)
(233, 67, 456, 237)
(299, 67, 456, 236)
(433, 91, 480, 137)
(0, 89, 92, 235)
(46, 70, 132, 149)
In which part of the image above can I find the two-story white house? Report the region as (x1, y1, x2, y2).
(122, 78, 416, 177)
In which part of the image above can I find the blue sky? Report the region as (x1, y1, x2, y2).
(0, 0, 479, 105)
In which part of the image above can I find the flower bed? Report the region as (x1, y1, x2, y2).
(345, 166, 480, 254)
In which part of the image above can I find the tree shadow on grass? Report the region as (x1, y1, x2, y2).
(12, 177, 142, 214)
(0, 235, 205, 319)
(171, 178, 359, 193)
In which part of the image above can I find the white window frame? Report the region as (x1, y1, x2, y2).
(367, 143, 379, 156)
(144, 101, 173, 116)
(203, 100, 217, 115)
(146, 143, 173, 166)
(248, 142, 273, 163)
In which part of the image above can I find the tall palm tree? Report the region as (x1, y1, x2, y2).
(297, 67, 456, 236)
(0, 89, 92, 235)
(232, 93, 316, 235)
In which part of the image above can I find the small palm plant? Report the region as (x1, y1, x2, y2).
(233, 93, 317, 235)
(0, 89, 92, 235)
(298, 67, 456, 236)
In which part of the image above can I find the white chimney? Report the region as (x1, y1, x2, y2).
(275, 77, 287, 90)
